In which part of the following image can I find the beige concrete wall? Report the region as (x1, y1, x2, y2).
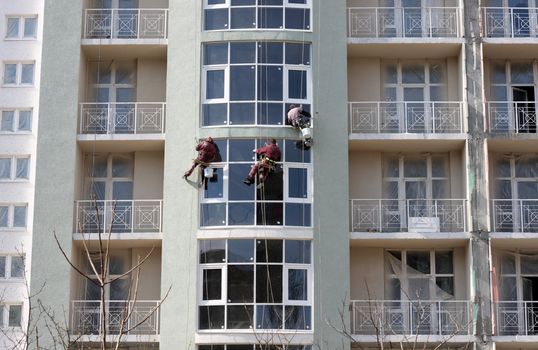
(136, 58, 167, 102)
(350, 247, 469, 300)
(350, 247, 385, 300)
(349, 151, 383, 199)
(132, 247, 161, 300)
(450, 150, 465, 198)
(133, 151, 164, 199)
(348, 58, 381, 101)
(139, 0, 168, 8)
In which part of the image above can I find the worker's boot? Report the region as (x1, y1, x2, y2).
(243, 176, 254, 185)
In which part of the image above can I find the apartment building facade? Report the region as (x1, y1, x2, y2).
(0, 0, 43, 348)
(27, 0, 538, 349)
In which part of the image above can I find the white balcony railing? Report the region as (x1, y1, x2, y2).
(496, 301, 538, 336)
(350, 199, 467, 233)
(347, 7, 461, 38)
(350, 300, 471, 336)
(483, 7, 538, 38)
(84, 8, 168, 39)
(72, 300, 160, 336)
(79, 103, 166, 135)
(487, 102, 537, 133)
(492, 199, 538, 233)
(349, 101, 464, 134)
(74, 200, 163, 234)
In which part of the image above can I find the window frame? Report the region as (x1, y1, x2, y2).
(199, 139, 313, 228)
(203, 0, 312, 31)
(0, 109, 33, 133)
(1, 304, 23, 329)
(2, 62, 35, 86)
(197, 239, 313, 331)
(201, 42, 312, 127)
(0, 155, 30, 181)
(5, 15, 38, 40)
(0, 204, 28, 230)
(0, 255, 25, 280)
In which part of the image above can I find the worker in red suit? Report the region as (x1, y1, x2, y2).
(184, 137, 218, 178)
(244, 139, 282, 185)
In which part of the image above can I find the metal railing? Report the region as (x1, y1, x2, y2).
(496, 301, 538, 335)
(483, 7, 538, 38)
(350, 300, 471, 336)
(349, 101, 464, 134)
(72, 300, 160, 335)
(79, 103, 166, 134)
(74, 200, 163, 234)
(492, 199, 538, 233)
(350, 199, 467, 233)
(487, 102, 537, 133)
(347, 7, 461, 38)
(84, 8, 168, 39)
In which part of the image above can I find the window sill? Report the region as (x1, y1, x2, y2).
(4, 38, 38, 41)
(1, 84, 35, 88)
(0, 131, 33, 135)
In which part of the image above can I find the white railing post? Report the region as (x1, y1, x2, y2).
(134, 102, 138, 134)
(377, 102, 381, 133)
(375, 8, 379, 38)
(431, 102, 436, 133)
(437, 301, 442, 335)
(137, 9, 141, 39)
(378, 199, 383, 231)
(428, 8, 433, 37)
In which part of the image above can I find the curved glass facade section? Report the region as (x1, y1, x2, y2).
(202, 42, 311, 126)
(200, 138, 312, 228)
(198, 239, 312, 331)
(204, 0, 311, 31)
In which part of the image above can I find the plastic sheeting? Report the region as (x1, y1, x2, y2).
(498, 250, 538, 301)
(385, 251, 455, 301)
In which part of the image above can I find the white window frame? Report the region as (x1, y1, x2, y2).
(284, 163, 312, 204)
(82, 250, 131, 301)
(2, 62, 35, 86)
(204, 0, 229, 9)
(284, 66, 311, 105)
(5, 15, 38, 40)
(0, 204, 28, 230)
(197, 239, 313, 331)
(0, 255, 25, 280)
(202, 66, 230, 104)
(0, 109, 33, 133)
(84, 153, 134, 200)
(0, 155, 30, 181)
(1, 304, 23, 329)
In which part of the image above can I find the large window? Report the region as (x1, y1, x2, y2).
(204, 0, 311, 31)
(199, 346, 312, 350)
(199, 239, 312, 331)
(202, 42, 311, 126)
(200, 139, 312, 227)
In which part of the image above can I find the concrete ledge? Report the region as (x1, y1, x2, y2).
(196, 331, 313, 345)
(198, 227, 313, 240)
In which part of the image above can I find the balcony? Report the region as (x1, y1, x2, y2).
(79, 103, 166, 135)
(83, 8, 168, 40)
(350, 300, 471, 336)
(492, 199, 538, 233)
(74, 200, 162, 235)
(487, 102, 537, 134)
(483, 7, 538, 38)
(347, 7, 461, 39)
(496, 301, 538, 336)
(350, 199, 467, 233)
(71, 300, 160, 337)
(349, 101, 464, 135)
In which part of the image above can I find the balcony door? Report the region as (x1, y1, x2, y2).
(89, 60, 137, 133)
(85, 153, 134, 233)
(383, 61, 447, 133)
(94, 0, 139, 38)
(383, 154, 450, 231)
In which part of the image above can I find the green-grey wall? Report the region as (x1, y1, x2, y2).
(30, 0, 83, 346)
